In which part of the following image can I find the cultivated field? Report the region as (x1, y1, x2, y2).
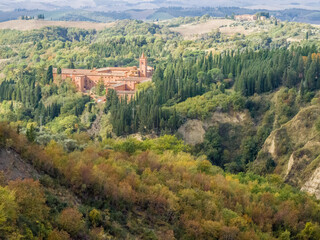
(0, 20, 115, 31)
(170, 19, 260, 39)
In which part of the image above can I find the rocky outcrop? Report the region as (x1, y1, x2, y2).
(178, 120, 206, 145)
(301, 166, 320, 199)
(178, 111, 251, 145)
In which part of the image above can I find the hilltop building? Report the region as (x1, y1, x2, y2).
(234, 14, 268, 22)
(234, 14, 258, 21)
(53, 54, 153, 99)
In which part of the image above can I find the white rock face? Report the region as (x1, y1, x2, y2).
(301, 167, 320, 199)
(178, 111, 249, 145)
(269, 138, 276, 159)
(285, 153, 295, 178)
(178, 120, 205, 145)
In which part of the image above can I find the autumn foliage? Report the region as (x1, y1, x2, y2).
(1, 122, 320, 239)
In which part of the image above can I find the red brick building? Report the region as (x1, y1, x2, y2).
(53, 54, 153, 97)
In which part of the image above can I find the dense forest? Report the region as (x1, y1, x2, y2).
(0, 17, 320, 239)
(108, 46, 320, 134)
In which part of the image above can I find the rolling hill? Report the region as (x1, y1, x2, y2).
(0, 20, 114, 31)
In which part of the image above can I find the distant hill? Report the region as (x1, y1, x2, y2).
(2, 0, 320, 11)
(2, 7, 320, 24)
(0, 20, 115, 31)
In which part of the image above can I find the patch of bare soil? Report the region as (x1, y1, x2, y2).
(0, 148, 40, 181)
(0, 148, 82, 206)
(178, 111, 250, 145)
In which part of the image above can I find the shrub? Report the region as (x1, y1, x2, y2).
(58, 208, 85, 237)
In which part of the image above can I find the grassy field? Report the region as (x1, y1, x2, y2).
(170, 19, 261, 39)
(0, 20, 115, 31)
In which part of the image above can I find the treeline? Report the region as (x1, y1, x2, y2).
(0, 27, 96, 45)
(150, 7, 258, 19)
(91, 36, 165, 61)
(106, 55, 214, 135)
(0, 76, 42, 109)
(0, 68, 90, 125)
(98, 20, 175, 38)
(90, 35, 180, 67)
(108, 45, 320, 136)
(235, 46, 320, 96)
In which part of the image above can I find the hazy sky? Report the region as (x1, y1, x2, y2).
(0, 0, 319, 11)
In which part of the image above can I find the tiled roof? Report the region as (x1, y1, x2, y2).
(111, 83, 126, 88)
(53, 68, 93, 75)
(53, 68, 152, 80)
(57, 69, 128, 77)
(117, 91, 135, 94)
(120, 77, 151, 82)
(97, 66, 137, 72)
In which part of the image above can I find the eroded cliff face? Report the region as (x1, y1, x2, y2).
(178, 119, 205, 145)
(301, 164, 320, 199)
(178, 111, 251, 145)
(253, 105, 320, 198)
(177, 110, 254, 166)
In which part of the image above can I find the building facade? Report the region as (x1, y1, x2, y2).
(53, 54, 153, 97)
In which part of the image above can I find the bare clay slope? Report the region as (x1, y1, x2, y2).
(253, 104, 320, 198)
(0, 147, 81, 205)
(0, 148, 40, 181)
(178, 110, 251, 145)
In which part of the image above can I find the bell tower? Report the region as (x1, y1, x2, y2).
(139, 53, 148, 77)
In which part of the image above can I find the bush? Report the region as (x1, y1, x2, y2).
(315, 118, 320, 132)
(58, 208, 85, 237)
(48, 229, 71, 240)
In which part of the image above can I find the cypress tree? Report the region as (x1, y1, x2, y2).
(46, 65, 53, 84)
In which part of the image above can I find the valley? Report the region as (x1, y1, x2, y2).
(0, 11, 320, 240)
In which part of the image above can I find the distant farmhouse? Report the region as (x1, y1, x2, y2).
(19, 14, 45, 20)
(53, 54, 153, 100)
(234, 13, 269, 21)
(234, 14, 258, 21)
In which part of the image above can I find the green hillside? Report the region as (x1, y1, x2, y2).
(0, 17, 320, 239)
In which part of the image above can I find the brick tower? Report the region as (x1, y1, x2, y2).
(139, 53, 147, 77)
